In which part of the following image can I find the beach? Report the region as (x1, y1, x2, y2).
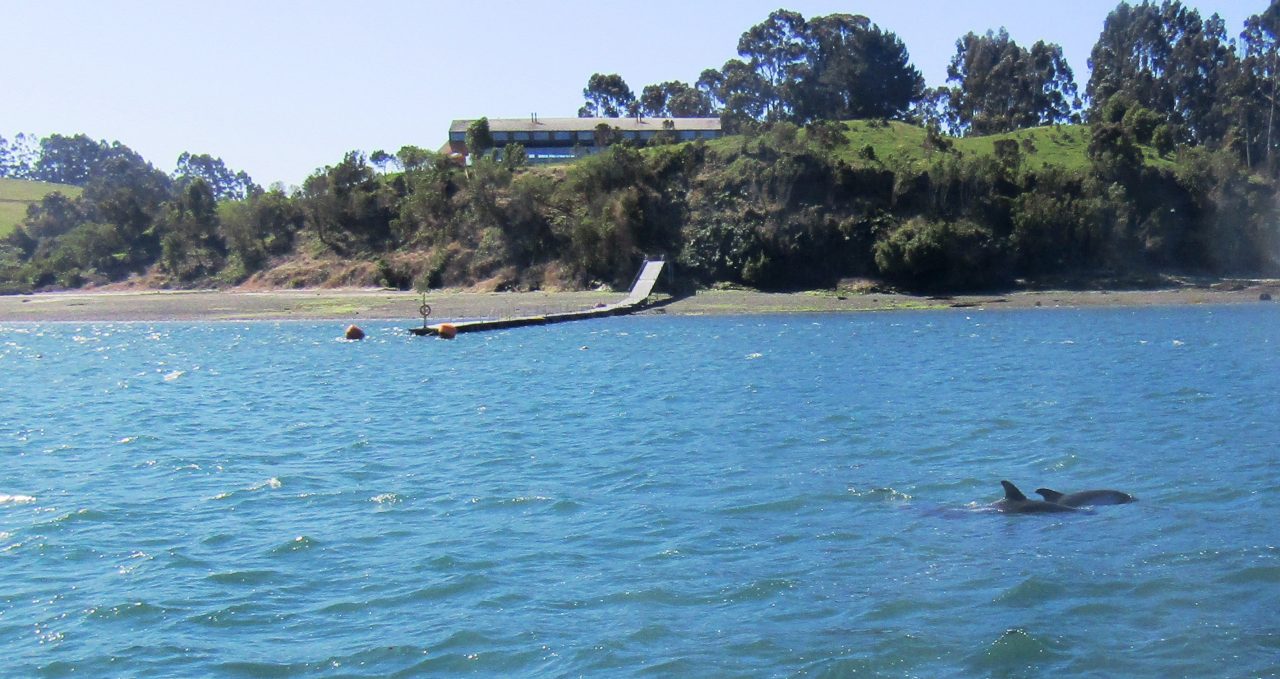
(0, 281, 1276, 323)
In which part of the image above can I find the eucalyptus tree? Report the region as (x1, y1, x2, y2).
(712, 59, 771, 129)
(578, 73, 636, 118)
(0, 136, 11, 178)
(31, 134, 108, 186)
(174, 152, 258, 201)
(736, 9, 809, 120)
(0, 133, 37, 179)
(639, 81, 715, 117)
(1240, 3, 1280, 172)
(944, 28, 1080, 135)
(1087, 0, 1236, 146)
(701, 10, 923, 126)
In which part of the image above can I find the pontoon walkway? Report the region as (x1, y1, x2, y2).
(409, 259, 667, 337)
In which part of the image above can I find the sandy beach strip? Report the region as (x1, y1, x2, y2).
(0, 282, 1275, 323)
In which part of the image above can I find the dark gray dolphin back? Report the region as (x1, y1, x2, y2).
(1036, 488, 1066, 503)
(1001, 480, 1028, 501)
(994, 481, 1077, 513)
(1036, 487, 1135, 507)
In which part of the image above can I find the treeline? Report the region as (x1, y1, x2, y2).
(578, 12, 924, 128)
(0, 133, 267, 289)
(0, 0, 1277, 294)
(3, 120, 1272, 294)
(582, 1, 1280, 177)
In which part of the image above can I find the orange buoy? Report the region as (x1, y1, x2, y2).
(437, 323, 457, 339)
(345, 324, 365, 340)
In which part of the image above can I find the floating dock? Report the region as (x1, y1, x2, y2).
(410, 259, 667, 337)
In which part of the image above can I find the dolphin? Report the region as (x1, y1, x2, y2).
(992, 481, 1079, 514)
(1035, 487, 1134, 507)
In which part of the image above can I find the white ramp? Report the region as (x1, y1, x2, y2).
(621, 259, 665, 306)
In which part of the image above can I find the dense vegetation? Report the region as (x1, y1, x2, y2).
(0, 178, 82, 236)
(0, 1, 1277, 295)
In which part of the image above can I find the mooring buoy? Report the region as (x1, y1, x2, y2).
(437, 323, 457, 340)
(345, 325, 366, 340)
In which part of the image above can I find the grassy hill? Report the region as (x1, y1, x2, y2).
(0, 178, 82, 236)
(703, 121, 1173, 174)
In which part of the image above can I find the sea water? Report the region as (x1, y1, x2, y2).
(1, 305, 1277, 677)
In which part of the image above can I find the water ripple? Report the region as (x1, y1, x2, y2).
(1, 309, 1277, 676)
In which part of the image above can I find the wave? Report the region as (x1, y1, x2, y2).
(969, 628, 1066, 673)
(85, 601, 172, 621)
(205, 569, 282, 586)
(267, 535, 318, 555)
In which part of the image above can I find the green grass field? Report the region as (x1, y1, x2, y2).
(699, 120, 1174, 174)
(823, 121, 1174, 173)
(828, 121, 1100, 171)
(0, 178, 82, 236)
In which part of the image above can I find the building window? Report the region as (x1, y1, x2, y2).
(577, 131, 594, 141)
(449, 132, 465, 141)
(514, 132, 530, 141)
(494, 132, 510, 142)
(680, 131, 696, 140)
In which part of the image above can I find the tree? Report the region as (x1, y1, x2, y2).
(669, 84, 716, 117)
(78, 147, 174, 271)
(0, 133, 38, 179)
(219, 188, 304, 273)
(578, 73, 636, 118)
(910, 86, 951, 130)
(1087, 1, 1236, 147)
(639, 81, 715, 117)
(1088, 97, 1146, 184)
(702, 11, 923, 126)
(16, 192, 85, 244)
(159, 178, 224, 280)
(31, 134, 109, 186)
(793, 13, 924, 122)
(944, 29, 1080, 135)
(737, 9, 809, 120)
(592, 122, 617, 148)
(1240, 3, 1280, 172)
(396, 145, 435, 172)
(301, 151, 395, 252)
(370, 149, 396, 174)
(0, 135, 10, 178)
(709, 59, 770, 130)
(466, 117, 495, 161)
(501, 143, 527, 171)
(174, 152, 258, 201)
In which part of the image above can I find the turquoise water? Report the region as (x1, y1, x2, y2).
(1, 306, 1277, 677)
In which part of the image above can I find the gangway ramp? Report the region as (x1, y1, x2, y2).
(621, 259, 665, 306)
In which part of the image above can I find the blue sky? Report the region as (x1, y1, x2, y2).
(1, 0, 1257, 187)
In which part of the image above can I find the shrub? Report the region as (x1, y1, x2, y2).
(874, 217, 1004, 290)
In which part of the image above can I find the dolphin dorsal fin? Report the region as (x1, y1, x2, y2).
(1036, 488, 1064, 502)
(1001, 480, 1027, 501)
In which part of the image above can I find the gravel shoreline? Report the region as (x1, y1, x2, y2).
(0, 282, 1276, 323)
